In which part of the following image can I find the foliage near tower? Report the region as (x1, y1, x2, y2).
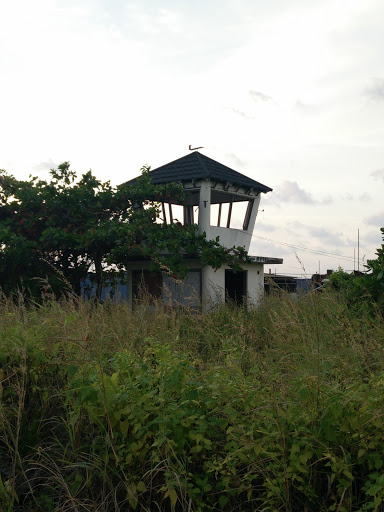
(0, 163, 249, 298)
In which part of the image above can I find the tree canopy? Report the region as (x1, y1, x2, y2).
(328, 227, 384, 314)
(0, 162, 250, 298)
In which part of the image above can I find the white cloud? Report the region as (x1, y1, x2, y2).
(225, 153, 247, 168)
(341, 192, 371, 201)
(293, 101, 317, 114)
(255, 221, 277, 233)
(249, 90, 277, 104)
(370, 168, 384, 182)
(122, 6, 183, 36)
(1, 0, 384, 276)
(366, 78, 384, 102)
(365, 210, 384, 227)
(363, 229, 384, 245)
(228, 108, 256, 120)
(273, 181, 315, 204)
(289, 221, 351, 247)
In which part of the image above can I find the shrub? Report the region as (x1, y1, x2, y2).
(1, 292, 384, 510)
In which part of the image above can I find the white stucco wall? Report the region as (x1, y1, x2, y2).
(245, 263, 265, 307)
(195, 180, 262, 252)
(125, 259, 266, 310)
(201, 263, 265, 310)
(201, 265, 225, 310)
(205, 226, 252, 251)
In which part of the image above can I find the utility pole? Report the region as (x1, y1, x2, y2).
(358, 229, 360, 273)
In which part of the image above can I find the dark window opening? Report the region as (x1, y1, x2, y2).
(183, 205, 194, 225)
(210, 200, 252, 230)
(132, 270, 162, 302)
(160, 203, 192, 225)
(225, 270, 247, 305)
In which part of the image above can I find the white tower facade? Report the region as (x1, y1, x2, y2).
(124, 151, 282, 309)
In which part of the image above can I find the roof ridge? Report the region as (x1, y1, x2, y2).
(149, 152, 191, 173)
(194, 151, 210, 178)
(202, 153, 245, 180)
(197, 152, 243, 181)
(122, 152, 272, 193)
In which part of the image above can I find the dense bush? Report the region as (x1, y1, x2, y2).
(328, 227, 384, 316)
(0, 164, 249, 299)
(1, 292, 384, 511)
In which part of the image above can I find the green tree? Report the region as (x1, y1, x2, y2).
(0, 163, 250, 298)
(328, 228, 384, 314)
(361, 227, 384, 310)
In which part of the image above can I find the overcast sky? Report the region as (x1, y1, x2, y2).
(1, 0, 384, 276)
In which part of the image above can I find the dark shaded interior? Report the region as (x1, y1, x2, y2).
(225, 269, 247, 305)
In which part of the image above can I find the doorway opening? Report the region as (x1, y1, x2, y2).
(132, 270, 162, 302)
(225, 270, 247, 305)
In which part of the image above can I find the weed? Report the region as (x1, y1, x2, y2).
(1, 291, 384, 510)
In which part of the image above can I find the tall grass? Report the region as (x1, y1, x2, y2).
(1, 290, 384, 511)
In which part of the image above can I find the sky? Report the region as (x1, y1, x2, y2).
(1, 0, 384, 277)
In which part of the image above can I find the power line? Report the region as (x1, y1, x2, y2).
(251, 233, 364, 265)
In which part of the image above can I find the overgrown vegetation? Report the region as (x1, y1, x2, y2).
(0, 163, 249, 298)
(1, 165, 384, 509)
(328, 227, 384, 316)
(1, 289, 384, 511)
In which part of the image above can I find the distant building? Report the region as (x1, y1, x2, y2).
(264, 272, 297, 294)
(295, 278, 312, 294)
(312, 269, 333, 288)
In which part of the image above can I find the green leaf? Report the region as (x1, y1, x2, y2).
(219, 495, 229, 509)
(120, 420, 129, 435)
(169, 488, 178, 507)
(152, 435, 166, 448)
(343, 469, 354, 481)
(136, 481, 147, 493)
(67, 365, 78, 379)
(357, 449, 366, 459)
(291, 443, 300, 454)
(110, 372, 119, 387)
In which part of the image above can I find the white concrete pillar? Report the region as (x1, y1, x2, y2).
(246, 194, 261, 235)
(246, 264, 264, 308)
(198, 181, 211, 235)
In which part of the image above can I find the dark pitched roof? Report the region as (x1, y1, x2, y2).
(125, 152, 272, 193)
